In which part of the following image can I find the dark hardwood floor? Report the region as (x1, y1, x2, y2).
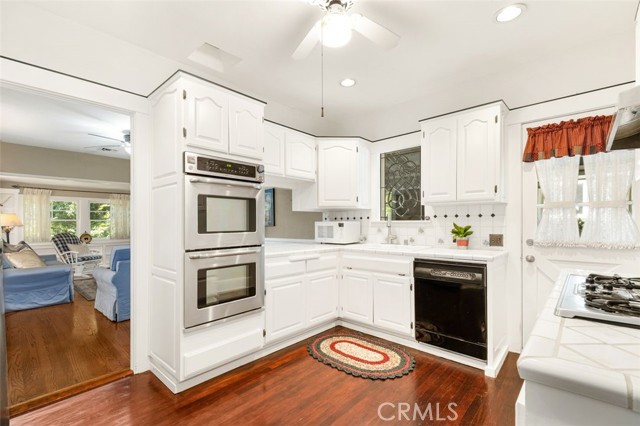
(5, 292, 131, 416)
(13, 326, 523, 426)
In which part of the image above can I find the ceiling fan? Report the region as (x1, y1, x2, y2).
(85, 130, 131, 155)
(292, 0, 400, 60)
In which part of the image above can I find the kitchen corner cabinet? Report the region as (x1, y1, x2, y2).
(181, 75, 265, 160)
(421, 102, 505, 203)
(317, 138, 370, 209)
(340, 254, 413, 337)
(265, 252, 339, 343)
(263, 122, 316, 181)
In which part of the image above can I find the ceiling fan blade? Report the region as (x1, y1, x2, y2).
(292, 21, 321, 60)
(351, 13, 400, 49)
(88, 133, 123, 143)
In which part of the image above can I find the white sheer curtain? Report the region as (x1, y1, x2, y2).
(23, 188, 52, 243)
(110, 194, 130, 240)
(534, 156, 581, 247)
(581, 150, 640, 249)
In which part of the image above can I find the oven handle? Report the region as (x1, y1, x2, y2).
(188, 248, 259, 260)
(189, 177, 262, 189)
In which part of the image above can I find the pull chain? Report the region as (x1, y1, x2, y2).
(321, 23, 325, 118)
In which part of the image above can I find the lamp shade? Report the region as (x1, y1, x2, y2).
(0, 213, 23, 227)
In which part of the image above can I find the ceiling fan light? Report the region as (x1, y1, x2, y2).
(321, 13, 352, 48)
(495, 4, 526, 23)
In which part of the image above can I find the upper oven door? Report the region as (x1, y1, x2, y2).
(185, 175, 265, 250)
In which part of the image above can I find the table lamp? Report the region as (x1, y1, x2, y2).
(1, 213, 23, 244)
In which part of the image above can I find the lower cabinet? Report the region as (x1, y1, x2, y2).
(340, 255, 413, 337)
(265, 275, 306, 342)
(265, 252, 339, 344)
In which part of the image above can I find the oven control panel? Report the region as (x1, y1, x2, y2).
(185, 152, 264, 182)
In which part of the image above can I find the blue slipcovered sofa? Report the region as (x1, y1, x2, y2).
(3, 254, 74, 312)
(93, 246, 130, 322)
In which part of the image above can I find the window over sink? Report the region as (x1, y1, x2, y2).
(380, 146, 421, 221)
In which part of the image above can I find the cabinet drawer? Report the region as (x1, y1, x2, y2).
(182, 311, 264, 379)
(265, 256, 306, 280)
(342, 254, 412, 276)
(306, 252, 339, 273)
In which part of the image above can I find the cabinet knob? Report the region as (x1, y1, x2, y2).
(525, 255, 535, 263)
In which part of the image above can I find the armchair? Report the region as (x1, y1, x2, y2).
(92, 246, 130, 322)
(51, 233, 102, 276)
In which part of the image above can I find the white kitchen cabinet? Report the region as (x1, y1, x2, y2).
(456, 108, 499, 201)
(421, 116, 457, 203)
(285, 129, 316, 181)
(265, 275, 306, 342)
(341, 269, 374, 324)
(263, 122, 285, 176)
(184, 81, 229, 153)
(306, 271, 339, 326)
(421, 102, 504, 203)
(265, 252, 339, 343)
(317, 138, 370, 209)
(229, 97, 264, 159)
(373, 274, 412, 336)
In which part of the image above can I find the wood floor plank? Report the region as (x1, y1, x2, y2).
(5, 294, 130, 413)
(12, 326, 523, 425)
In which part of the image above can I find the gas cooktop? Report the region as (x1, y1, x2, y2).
(555, 273, 640, 327)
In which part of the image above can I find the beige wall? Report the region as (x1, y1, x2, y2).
(0, 141, 130, 183)
(265, 188, 321, 240)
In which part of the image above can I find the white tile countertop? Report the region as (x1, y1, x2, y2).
(264, 239, 507, 262)
(517, 270, 640, 413)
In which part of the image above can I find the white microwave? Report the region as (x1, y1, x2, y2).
(315, 221, 361, 245)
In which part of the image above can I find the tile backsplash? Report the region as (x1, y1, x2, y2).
(322, 204, 506, 249)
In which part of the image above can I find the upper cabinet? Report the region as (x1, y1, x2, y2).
(263, 122, 316, 181)
(317, 138, 370, 209)
(421, 102, 505, 204)
(180, 74, 264, 160)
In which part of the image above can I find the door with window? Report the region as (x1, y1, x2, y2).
(521, 108, 640, 342)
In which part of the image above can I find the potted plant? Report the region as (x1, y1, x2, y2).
(451, 223, 473, 249)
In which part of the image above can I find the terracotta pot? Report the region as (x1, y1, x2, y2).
(456, 238, 469, 249)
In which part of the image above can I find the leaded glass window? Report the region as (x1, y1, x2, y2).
(380, 147, 421, 220)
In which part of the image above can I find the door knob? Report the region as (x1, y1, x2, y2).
(526, 239, 534, 246)
(525, 255, 535, 263)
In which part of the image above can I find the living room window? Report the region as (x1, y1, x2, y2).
(49, 198, 113, 240)
(50, 200, 78, 235)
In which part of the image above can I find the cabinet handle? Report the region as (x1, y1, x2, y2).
(398, 273, 406, 276)
(345, 267, 353, 270)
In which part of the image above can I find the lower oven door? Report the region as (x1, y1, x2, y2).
(184, 246, 264, 329)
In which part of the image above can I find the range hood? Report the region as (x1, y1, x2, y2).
(606, 85, 640, 151)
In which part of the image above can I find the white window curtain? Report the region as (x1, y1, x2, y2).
(110, 194, 130, 240)
(580, 150, 640, 249)
(23, 188, 52, 243)
(534, 156, 581, 247)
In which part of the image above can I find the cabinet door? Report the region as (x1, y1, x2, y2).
(285, 130, 316, 180)
(264, 122, 285, 176)
(229, 97, 264, 159)
(456, 109, 498, 201)
(306, 271, 339, 326)
(340, 270, 373, 324)
(184, 83, 229, 153)
(265, 276, 306, 343)
(317, 139, 358, 207)
(421, 117, 457, 203)
(373, 274, 413, 336)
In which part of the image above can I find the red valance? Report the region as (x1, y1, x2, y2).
(522, 115, 613, 162)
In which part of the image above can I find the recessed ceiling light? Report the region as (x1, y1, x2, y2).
(340, 78, 356, 87)
(495, 4, 526, 23)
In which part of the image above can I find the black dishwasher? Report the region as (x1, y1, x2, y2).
(414, 259, 487, 360)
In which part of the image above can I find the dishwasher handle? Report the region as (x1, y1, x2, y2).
(414, 266, 485, 285)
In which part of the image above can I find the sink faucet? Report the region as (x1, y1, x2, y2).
(386, 217, 397, 244)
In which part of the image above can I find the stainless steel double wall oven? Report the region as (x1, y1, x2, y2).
(183, 152, 265, 329)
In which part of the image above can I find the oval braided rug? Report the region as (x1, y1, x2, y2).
(307, 334, 415, 380)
